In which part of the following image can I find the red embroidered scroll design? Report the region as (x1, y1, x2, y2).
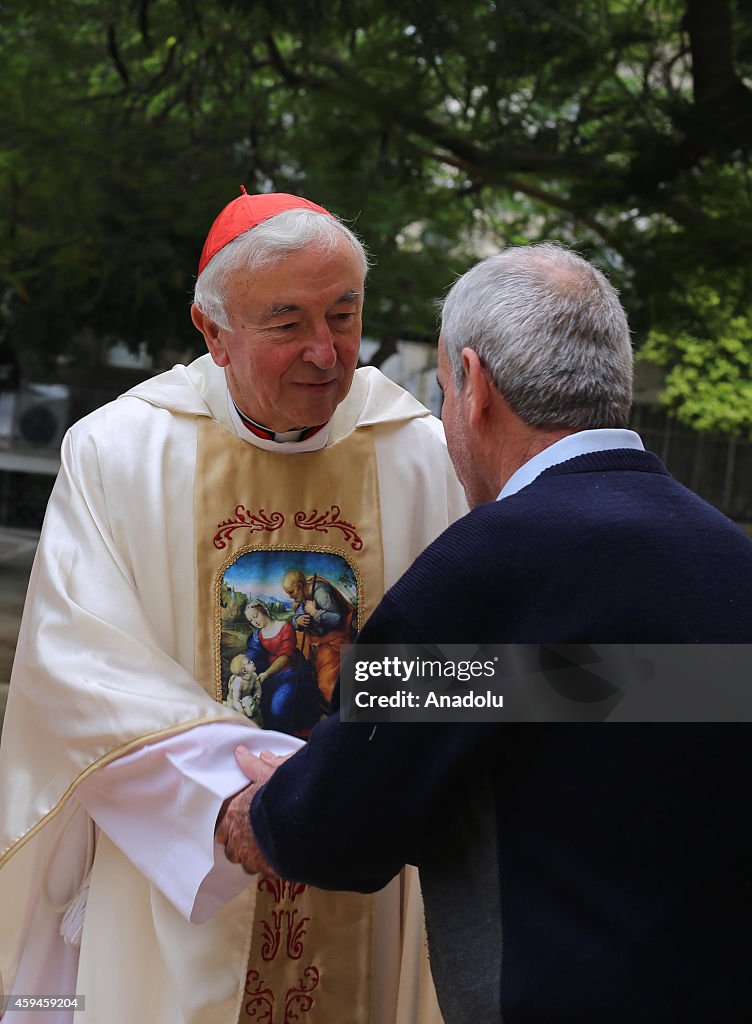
(294, 505, 363, 551)
(249, 867, 318, 1015)
(260, 911, 282, 962)
(259, 878, 307, 905)
(214, 506, 284, 549)
(286, 911, 309, 959)
(284, 966, 321, 1023)
(259, 877, 285, 903)
(261, 909, 310, 962)
(244, 969, 274, 1023)
(285, 881, 307, 903)
(258, 872, 313, 958)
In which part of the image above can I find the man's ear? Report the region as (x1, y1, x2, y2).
(461, 347, 492, 429)
(191, 304, 229, 367)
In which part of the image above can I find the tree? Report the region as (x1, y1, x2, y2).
(1, 0, 751, 431)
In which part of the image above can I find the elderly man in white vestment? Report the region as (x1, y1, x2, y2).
(0, 190, 466, 1023)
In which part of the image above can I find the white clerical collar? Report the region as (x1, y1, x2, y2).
(226, 391, 332, 453)
(497, 428, 644, 501)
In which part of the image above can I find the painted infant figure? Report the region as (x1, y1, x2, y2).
(225, 653, 261, 719)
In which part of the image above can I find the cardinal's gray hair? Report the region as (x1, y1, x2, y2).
(194, 209, 368, 330)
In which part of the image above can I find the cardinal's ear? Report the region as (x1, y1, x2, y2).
(192, 304, 229, 367)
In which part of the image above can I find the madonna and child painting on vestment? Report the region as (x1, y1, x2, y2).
(218, 548, 359, 737)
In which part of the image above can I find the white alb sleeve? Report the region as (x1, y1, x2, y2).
(75, 721, 304, 923)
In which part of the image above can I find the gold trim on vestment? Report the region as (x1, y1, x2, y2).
(193, 417, 385, 1024)
(0, 715, 242, 871)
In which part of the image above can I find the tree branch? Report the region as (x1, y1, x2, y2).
(306, 49, 595, 179)
(503, 177, 618, 247)
(685, 0, 752, 144)
(264, 35, 304, 87)
(404, 139, 617, 246)
(106, 23, 130, 88)
(138, 0, 152, 52)
(685, 0, 739, 107)
(364, 334, 399, 369)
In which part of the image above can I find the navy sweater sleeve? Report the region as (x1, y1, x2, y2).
(250, 594, 496, 892)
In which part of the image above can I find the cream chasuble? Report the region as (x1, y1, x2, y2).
(0, 355, 466, 1024)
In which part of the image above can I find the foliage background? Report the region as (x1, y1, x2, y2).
(1, 0, 751, 431)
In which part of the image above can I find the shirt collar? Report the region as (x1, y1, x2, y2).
(497, 428, 645, 501)
(227, 392, 332, 453)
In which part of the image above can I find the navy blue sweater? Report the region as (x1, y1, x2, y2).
(252, 451, 752, 1023)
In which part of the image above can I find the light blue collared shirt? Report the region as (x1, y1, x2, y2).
(497, 428, 645, 501)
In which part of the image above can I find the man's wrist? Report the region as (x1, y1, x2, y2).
(215, 794, 233, 834)
(215, 783, 249, 835)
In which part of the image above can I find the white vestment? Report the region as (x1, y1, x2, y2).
(0, 355, 466, 1023)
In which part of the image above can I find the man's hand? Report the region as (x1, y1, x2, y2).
(215, 749, 278, 875)
(244, 748, 295, 774)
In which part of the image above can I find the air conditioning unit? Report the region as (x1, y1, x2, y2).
(14, 383, 70, 447)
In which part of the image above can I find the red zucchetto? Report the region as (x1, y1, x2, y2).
(197, 187, 332, 275)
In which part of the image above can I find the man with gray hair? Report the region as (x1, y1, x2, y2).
(229, 243, 752, 1023)
(0, 190, 465, 1022)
